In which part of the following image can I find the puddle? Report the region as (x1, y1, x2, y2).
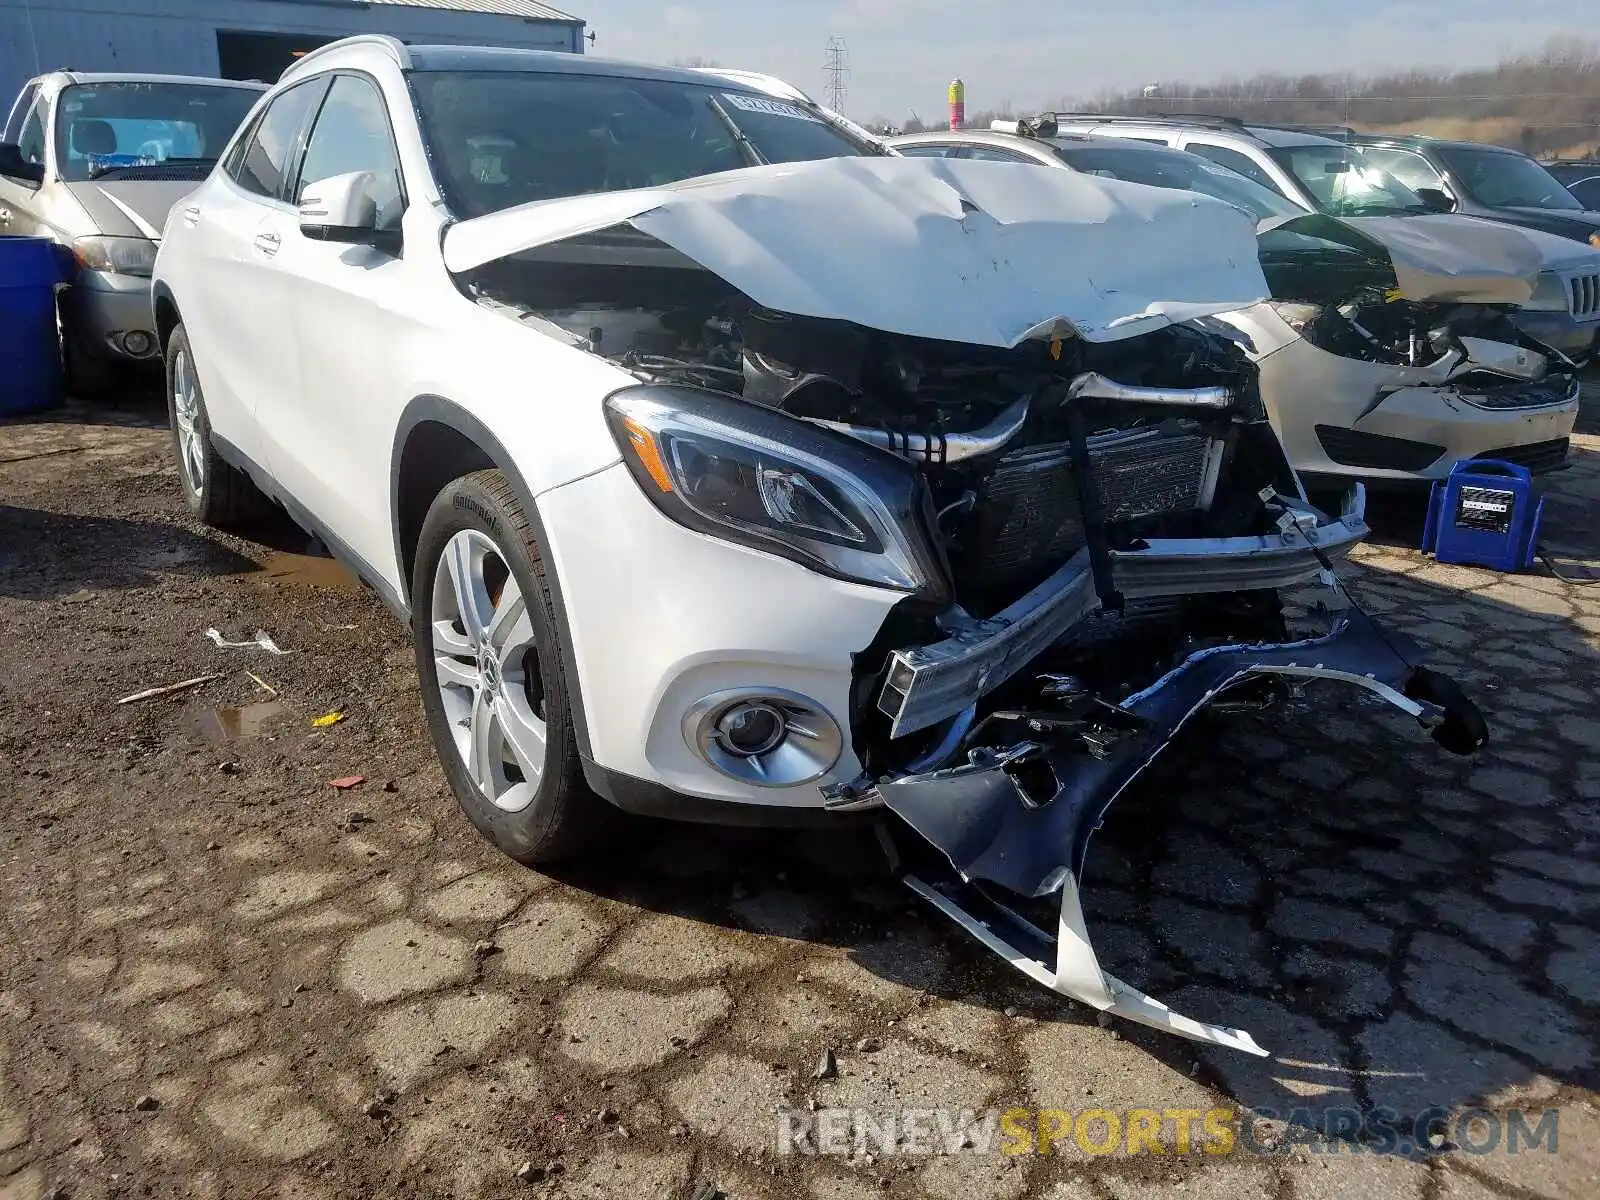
(194, 701, 289, 743)
(258, 552, 361, 593)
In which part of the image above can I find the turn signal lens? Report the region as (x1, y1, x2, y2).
(622, 416, 674, 493)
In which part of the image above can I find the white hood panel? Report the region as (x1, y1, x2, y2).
(443, 156, 1270, 347)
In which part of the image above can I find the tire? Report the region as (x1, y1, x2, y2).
(412, 469, 603, 865)
(165, 323, 267, 528)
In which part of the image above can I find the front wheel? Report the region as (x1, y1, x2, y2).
(412, 470, 602, 864)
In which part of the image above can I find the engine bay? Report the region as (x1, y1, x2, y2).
(465, 239, 1340, 785)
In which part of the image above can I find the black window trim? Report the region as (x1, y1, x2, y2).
(222, 75, 331, 209)
(4, 81, 40, 143)
(282, 67, 409, 221)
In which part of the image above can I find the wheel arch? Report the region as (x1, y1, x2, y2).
(392, 395, 595, 759)
(152, 282, 181, 354)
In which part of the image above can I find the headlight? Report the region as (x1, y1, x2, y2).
(1523, 271, 1570, 312)
(71, 235, 157, 277)
(1267, 301, 1324, 333)
(605, 384, 948, 598)
(1588, 232, 1600, 251)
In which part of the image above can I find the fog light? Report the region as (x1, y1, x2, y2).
(685, 688, 844, 787)
(714, 702, 787, 757)
(123, 330, 155, 357)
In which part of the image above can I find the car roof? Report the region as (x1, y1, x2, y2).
(1052, 115, 1347, 149)
(891, 129, 1187, 156)
(403, 43, 766, 91)
(46, 71, 267, 90)
(1350, 132, 1528, 154)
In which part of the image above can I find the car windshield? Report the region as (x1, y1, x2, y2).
(53, 81, 260, 182)
(410, 70, 878, 219)
(1269, 144, 1426, 216)
(1434, 145, 1583, 211)
(1053, 143, 1304, 222)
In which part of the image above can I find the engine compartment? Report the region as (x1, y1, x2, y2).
(465, 237, 1331, 778)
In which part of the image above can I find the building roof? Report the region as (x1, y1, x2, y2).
(364, 0, 582, 23)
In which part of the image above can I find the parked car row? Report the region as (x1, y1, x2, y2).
(130, 36, 1502, 1056)
(888, 118, 1589, 489)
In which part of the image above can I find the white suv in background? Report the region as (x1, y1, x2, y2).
(152, 39, 1485, 1055)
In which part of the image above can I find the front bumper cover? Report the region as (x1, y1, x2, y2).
(881, 606, 1486, 1056)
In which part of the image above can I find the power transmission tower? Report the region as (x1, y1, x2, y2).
(824, 36, 850, 115)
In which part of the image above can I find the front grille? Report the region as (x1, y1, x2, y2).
(1571, 273, 1600, 319)
(1457, 374, 1577, 410)
(1480, 437, 1572, 474)
(1315, 425, 1445, 472)
(963, 425, 1215, 592)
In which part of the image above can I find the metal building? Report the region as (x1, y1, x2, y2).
(0, 0, 587, 102)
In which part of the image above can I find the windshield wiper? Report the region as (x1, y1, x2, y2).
(705, 96, 767, 168)
(89, 156, 218, 179)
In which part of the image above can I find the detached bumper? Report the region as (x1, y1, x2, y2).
(883, 606, 1486, 1055)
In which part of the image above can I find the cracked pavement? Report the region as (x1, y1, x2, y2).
(1, 393, 1597, 1199)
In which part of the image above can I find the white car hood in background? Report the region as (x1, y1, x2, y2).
(1261, 211, 1547, 305)
(442, 156, 1270, 347)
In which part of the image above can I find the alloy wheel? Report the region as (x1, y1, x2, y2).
(172, 348, 207, 495)
(430, 529, 548, 812)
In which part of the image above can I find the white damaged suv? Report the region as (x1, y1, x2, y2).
(153, 37, 1487, 1054)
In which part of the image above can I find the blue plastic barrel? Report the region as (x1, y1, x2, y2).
(0, 236, 65, 415)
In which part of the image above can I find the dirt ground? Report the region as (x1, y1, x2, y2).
(1, 389, 1598, 1200)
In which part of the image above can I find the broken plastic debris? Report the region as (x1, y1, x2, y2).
(116, 674, 223, 706)
(311, 711, 346, 728)
(206, 628, 290, 655)
(329, 776, 365, 790)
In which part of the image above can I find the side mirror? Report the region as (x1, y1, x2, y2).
(0, 142, 45, 186)
(298, 171, 381, 244)
(1415, 187, 1456, 213)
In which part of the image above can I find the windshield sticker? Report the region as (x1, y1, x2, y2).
(88, 153, 160, 170)
(721, 93, 822, 123)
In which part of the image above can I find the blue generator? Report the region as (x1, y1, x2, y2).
(1423, 459, 1544, 573)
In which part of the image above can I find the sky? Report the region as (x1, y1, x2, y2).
(582, 0, 1600, 122)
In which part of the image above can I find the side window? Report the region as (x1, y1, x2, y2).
(17, 101, 46, 166)
(895, 144, 956, 158)
(1360, 147, 1444, 192)
(3, 83, 39, 143)
(293, 75, 405, 230)
(232, 79, 323, 201)
(1184, 142, 1284, 195)
(962, 145, 1032, 163)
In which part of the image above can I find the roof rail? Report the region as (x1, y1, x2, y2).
(1247, 121, 1356, 138)
(283, 34, 410, 78)
(1054, 112, 1253, 130)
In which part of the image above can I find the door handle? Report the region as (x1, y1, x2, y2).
(181, 204, 200, 227)
(253, 231, 281, 256)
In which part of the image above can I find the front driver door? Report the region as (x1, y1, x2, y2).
(260, 71, 415, 578)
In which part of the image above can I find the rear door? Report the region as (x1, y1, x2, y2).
(170, 77, 326, 469)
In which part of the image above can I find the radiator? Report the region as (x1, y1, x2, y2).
(962, 425, 1218, 592)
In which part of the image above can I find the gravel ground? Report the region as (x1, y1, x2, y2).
(1, 389, 1598, 1200)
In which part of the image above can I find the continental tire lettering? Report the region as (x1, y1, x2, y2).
(454, 493, 502, 536)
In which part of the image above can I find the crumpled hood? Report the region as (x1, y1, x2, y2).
(65, 179, 200, 241)
(1258, 211, 1549, 304)
(442, 156, 1270, 347)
